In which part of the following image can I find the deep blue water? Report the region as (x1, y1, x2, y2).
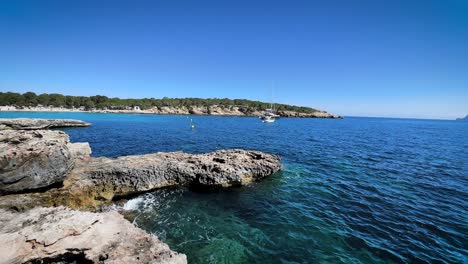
(1, 112, 467, 264)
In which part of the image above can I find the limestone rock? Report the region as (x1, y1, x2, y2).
(0, 130, 74, 194)
(0, 206, 186, 264)
(0, 149, 282, 210)
(68, 142, 92, 159)
(76, 149, 282, 198)
(0, 118, 90, 130)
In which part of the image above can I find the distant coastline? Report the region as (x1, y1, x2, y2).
(0, 92, 342, 118)
(0, 105, 343, 118)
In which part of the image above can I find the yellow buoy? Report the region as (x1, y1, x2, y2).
(191, 124, 195, 129)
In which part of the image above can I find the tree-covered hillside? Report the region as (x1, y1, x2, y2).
(0, 92, 319, 113)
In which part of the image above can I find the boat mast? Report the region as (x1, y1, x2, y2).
(271, 81, 274, 111)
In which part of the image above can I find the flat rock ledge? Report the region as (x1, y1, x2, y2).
(0, 118, 90, 130)
(0, 206, 186, 264)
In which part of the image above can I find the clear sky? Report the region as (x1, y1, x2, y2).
(1, 0, 467, 119)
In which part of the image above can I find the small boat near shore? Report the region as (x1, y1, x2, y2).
(260, 82, 280, 123)
(260, 108, 280, 123)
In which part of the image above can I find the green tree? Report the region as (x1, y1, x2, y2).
(37, 94, 50, 106)
(83, 99, 95, 110)
(23, 92, 38, 106)
(48, 94, 66, 107)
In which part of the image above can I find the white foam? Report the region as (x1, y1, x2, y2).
(123, 197, 145, 211)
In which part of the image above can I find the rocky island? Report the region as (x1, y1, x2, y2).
(0, 118, 282, 263)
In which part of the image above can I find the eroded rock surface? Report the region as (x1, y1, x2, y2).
(68, 142, 92, 159)
(0, 206, 186, 264)
(82, 149, 282, 195)
(0, 118, 90, 130)
(36, 149, 282, 209)
(0, 130, 91, 194)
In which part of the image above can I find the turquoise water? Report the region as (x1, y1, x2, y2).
(1, 112, 467, 263)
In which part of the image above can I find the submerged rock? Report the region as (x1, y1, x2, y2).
(0, 130, 90, 194)
(0, 118, 90, 130)
(0, 206, 186, 264)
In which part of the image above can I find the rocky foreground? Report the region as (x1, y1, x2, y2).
(0, 207, 186, 264)
(0, 118, 282, 263)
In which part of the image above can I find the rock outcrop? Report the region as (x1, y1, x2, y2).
(77, 149, 282, 197)
(0, 129, 282, 209)
(0, 118, 90, 130)
(2, 149, 281, 210)
(0, 130, 90, 194)
(0, 206, 186, 264)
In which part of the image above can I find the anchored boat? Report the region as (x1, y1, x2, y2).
(260, 108, 280, 123)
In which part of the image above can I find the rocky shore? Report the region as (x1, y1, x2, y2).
(0, 118, 282, 263)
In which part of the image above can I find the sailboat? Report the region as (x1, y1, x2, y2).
(260, 83, 280, 123)
(260, 109, 277, 123)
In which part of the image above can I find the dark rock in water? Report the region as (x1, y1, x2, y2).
(0, 118, 90, 130)
(0, 130, 91, 194)
(0, 206, 186, 264)
(456, 115, 468, 121)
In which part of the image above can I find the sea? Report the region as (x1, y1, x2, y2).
(1, 112, 467, 264)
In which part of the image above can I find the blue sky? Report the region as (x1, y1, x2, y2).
(1, 0, 467, 119)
